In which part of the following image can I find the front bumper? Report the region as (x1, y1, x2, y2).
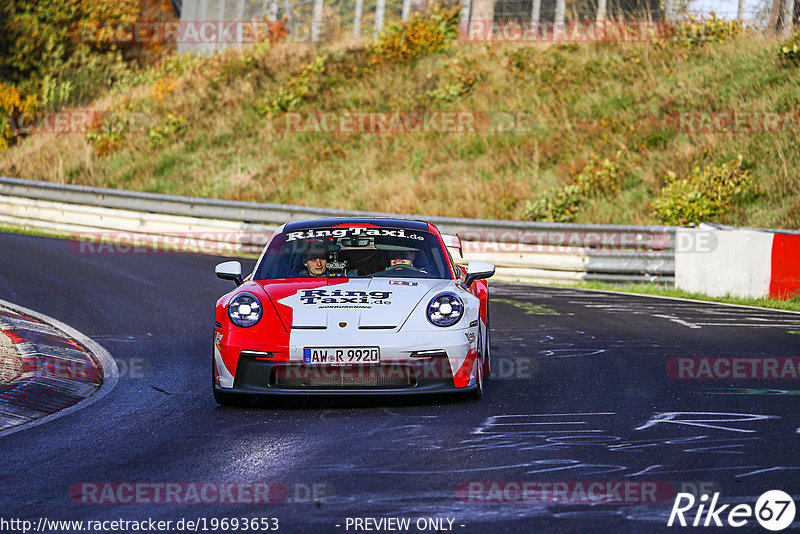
(215, 355, 478, 396)
(215, 326, 479, 395)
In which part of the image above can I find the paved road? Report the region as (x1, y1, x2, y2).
(1, 231, 799, 533)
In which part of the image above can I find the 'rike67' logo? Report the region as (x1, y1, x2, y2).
(668, 490, 796, 531)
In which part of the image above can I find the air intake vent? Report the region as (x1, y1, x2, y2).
(240, 351, 274, 360)
(410, 350, 448, 358)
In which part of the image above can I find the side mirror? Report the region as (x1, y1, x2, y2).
(465, 260, 495, 288)
(215, 261, 243, 286)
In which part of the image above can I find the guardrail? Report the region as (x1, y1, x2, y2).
(0, 177, 677, 284)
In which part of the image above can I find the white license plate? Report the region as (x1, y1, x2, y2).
(303, 347, 380, 365)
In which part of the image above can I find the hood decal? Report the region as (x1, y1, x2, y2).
(275, 278, 449, 329)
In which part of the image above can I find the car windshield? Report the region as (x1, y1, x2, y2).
(254, 225, 453, 280)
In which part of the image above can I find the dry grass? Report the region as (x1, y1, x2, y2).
(1, 30, 800, 227)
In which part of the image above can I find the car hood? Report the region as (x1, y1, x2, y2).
(259, 278, 452, 329)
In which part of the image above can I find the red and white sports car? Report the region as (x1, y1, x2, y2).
(212, 218, 495, 403)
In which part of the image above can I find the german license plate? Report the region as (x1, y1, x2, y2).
(303, 347, 380, 365)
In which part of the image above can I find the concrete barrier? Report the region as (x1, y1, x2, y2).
(676, 226, 800, 300)
(769, 233, 800, 299)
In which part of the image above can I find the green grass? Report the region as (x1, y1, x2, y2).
(545, 280, 800, 312)
(2, 27, 800, 228)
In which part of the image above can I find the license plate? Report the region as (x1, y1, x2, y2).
(303, 347, 380, 365)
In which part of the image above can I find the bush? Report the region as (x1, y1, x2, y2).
(779, 31, 800, 66)
(0, 82, 38, 151)
(86, 101, 143, 156)
(426, 58, 485, 103)
(650, 154, 752, 226)
(669, 13, 742, 48)
(525, 152, 621, 223)
(148, 113, 188, 147)
(259, 55, 327, 115)
(369, 5, 460, 64)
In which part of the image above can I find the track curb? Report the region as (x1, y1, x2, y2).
(0, 299, 118, 438)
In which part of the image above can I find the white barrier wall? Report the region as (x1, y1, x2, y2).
(675, 227, 774, 298)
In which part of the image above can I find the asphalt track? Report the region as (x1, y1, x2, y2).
(1, 231, 799, 533)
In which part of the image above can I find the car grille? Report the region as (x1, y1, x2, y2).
(271, 364, 414, 389)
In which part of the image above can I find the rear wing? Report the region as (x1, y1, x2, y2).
(442, 234, 463, 259)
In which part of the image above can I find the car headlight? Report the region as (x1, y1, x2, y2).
(427, 293, 464, 327)
(228, 293, 262, 328)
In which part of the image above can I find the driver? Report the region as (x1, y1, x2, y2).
(388, 250, 416, 267)
(301, 240, 328, 277)
(382, 249, 427, 274)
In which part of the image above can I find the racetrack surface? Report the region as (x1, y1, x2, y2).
(1, 231, 799, 533)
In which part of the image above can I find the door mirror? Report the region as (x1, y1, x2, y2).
(465, 260, 495, 287)
(215, 261, 243, 286)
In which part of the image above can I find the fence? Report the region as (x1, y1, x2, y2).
(176, 0, 783, 53)
(0, 177, 676, 285)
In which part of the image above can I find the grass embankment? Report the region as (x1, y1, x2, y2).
(2, 14, 800, 227)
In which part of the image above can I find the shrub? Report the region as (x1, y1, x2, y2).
(1, 0, 168, 88)
(669, 13, 742, 48)
(259, 55, 327, 115)
(148, 113, 188, 147)
(151, 75, 178, 101)
(369, 5, 460, 64)
(779, 31, 800, 66)
(426, 58, 485, 103)
(525, 152, 621, 223)
(0, 82, 37, 151)
(650, 154, 752, 225)
(86, 101, 143, 156)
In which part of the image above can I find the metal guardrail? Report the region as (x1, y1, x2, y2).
(0, 177, 677, 284)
